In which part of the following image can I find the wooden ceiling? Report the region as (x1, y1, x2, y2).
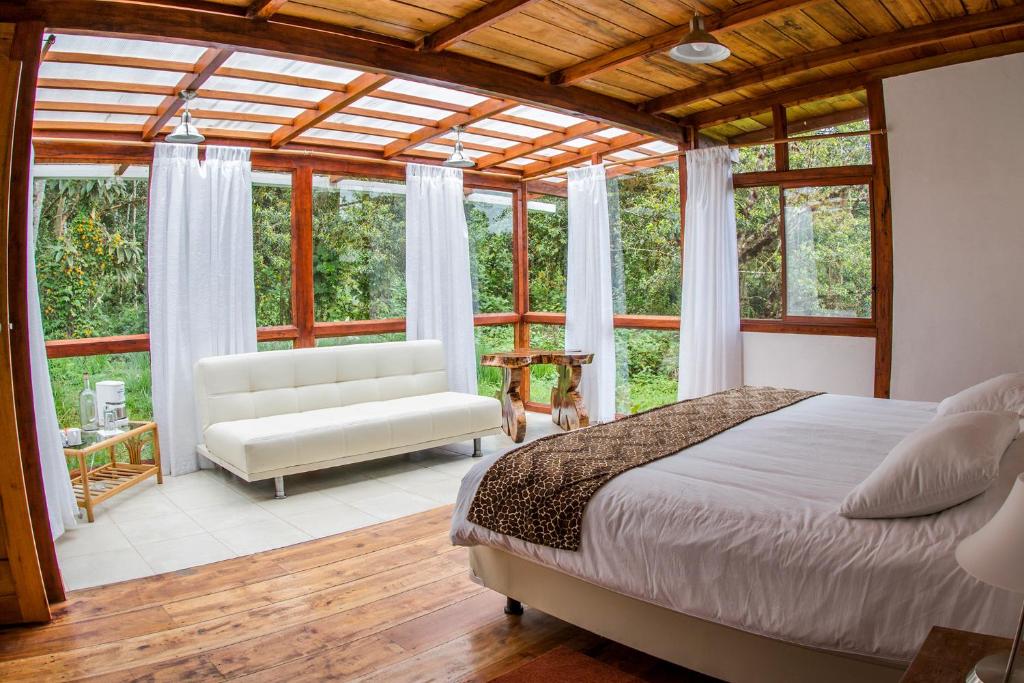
(11, 0, 1024, 177)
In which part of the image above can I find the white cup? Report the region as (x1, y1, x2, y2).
(64, 427, 82, 447)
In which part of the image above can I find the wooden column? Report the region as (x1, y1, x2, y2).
(867, 80, 894, 399)
(291, 166, 315, 348)
(774, 104, 789, 321)
(512, 183, 530, 401)
(0, 19, 51, 623)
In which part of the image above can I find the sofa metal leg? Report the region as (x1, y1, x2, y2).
(473, 437, 483, 457)
(274, 476, 285, 499)
(504, 597, 524, 615)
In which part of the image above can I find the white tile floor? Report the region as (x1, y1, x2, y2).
(57, 412, 561, 590)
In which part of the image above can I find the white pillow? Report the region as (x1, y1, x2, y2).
(840, 411, 1021, 519)
(937, 373, 1024, 418)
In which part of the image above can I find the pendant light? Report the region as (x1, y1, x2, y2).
(669, 15, 731, 65)
(443, 125, 475, 168)
(165, 90, 205, 144)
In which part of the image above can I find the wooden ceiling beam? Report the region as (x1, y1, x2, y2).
(141, 47, 234, 141)
(269, 72, 390, 148)
(44, 51, 196, 73)
(35, 100, 159, 116)
(368, 89, 470, 114)
(546, 0, 817, 87)
(521, 132, 650, 178)
(418, 0, 543, 52)
(644, 3, 1024, 114)
(729, 106, 867, 144)
(382, 98, 516, 159)
(247, 0, 289, 21)
(37, 77, 174, 95)
(10, 0, 686, 143)
(476, 120, 606, 169)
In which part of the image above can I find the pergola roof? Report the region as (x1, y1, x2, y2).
(21, 0, 1024, 179)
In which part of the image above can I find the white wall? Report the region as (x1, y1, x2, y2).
(742, 332, 875, 396)
(885, 53, 1024, 401)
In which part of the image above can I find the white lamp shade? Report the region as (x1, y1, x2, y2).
(669, 41, 731, 65)
(957, 473, 1024, 593)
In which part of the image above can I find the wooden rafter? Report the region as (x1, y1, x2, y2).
(10, 0, 687, 143)
(643, 4, 1024, 115)
(521, 132, 650, 178)
(546, 0, 817, 87)
(418, 0, 542, 52)
(247, 0, 289, 21)
(141, 47, 234, 141)
(476, 120, 606, 170)
(269, 73, 390, 148)
(382, 98, 517, 159)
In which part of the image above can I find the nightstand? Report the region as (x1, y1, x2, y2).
(901, 626, 1011, 682)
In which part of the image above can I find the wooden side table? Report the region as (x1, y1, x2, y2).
(480, 349, 594, 443)
(901, 626, 1011, 682)
(63, 421, 163, 522)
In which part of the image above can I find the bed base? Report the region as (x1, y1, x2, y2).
(469, 546, 906, 683)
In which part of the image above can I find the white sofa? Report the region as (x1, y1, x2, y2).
(194, 340, 502, 497)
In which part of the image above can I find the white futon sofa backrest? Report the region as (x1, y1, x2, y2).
(194, 340, 448, 430)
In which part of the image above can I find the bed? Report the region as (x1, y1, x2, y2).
(450, 394, 1024, 683)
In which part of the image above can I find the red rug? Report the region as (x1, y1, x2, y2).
(490, 646, 644, 683)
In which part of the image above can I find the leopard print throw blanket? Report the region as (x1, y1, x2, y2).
(467, 385, 822, 551)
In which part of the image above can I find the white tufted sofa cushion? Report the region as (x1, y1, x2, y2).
(194, 340, 502, 478)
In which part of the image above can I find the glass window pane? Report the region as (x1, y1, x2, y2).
(735, 186, 782, 319)
(527, 194, 567, 312)
(734, 144, 775, 173)
(315, 333, 406, 347)
(313, 175, 406, 322)
(49, 353, 152, 427)
(34, 172, 149, 340)
(608, 164, 681, 316)
(476, 325, 514, 399)
(788, 93, 871, 169)
(252, 172, 292, 327)
(258, 340, 294, 352)
(616, 328, 679, 415)
(465, 190, 513, 314)
(784, 185, 872, 318)
(528, 324, 564, 404)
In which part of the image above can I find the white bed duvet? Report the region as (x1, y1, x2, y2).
(450, 394, 1024, 663)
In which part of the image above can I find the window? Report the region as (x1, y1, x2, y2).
(527, 194, 567, 312)
(313, 175, 406, 322)
(252, 171, 293, 328)
(608, 164, 681, 316)
(787, 92, 871, 169)
(527, 324, 564, 403)
(476, 325, 514, 399)
(465, 189, 513, 313)
(735, 186, 782, 319)
(315, 333, 406, 347)
(49, 352, 152, 426)
(784, 185, 872, 318)
(34, 166, 149, 340)
(616, 328, 679, 414)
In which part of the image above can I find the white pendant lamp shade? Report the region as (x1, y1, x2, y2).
(956, 474, 1024, 593)
(165, 90, 205, 144)
(669, 15, 731, 65)
(443, 125, 475, 169)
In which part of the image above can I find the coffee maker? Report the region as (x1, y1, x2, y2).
(95, 380, 128, 429)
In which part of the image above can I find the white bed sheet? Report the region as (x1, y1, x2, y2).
(450, 394, 1024, 663)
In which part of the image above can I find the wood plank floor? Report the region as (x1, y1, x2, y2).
(0, 506, 710, 682)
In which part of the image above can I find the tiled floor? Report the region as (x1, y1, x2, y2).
(56, 411, 561, 590)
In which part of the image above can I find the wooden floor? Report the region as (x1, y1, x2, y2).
(0, 506, 709, 682)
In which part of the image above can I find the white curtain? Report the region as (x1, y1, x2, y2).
(678, 146, 743, 400)
(566, 163, 616, 423)
(149, 144, 256, 476)
(27, 149, 78, 537)
(404, 163, 477, 394)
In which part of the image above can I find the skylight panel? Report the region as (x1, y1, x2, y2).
(327, 113, 421, 134)
(169, 116, 279, 134)
(49, 34, 206, 62)
(506, 105, 585, 129)
(380, 80, 487, 108)
(300, 129, 397, 146)
(529, 147, 561, 158)
(440, 131, 517, 149)
(36, 88, 165, 107)
(203, 75, 329, 103)
(593, 127, 628, 139)
(501, 157, 533, 166)
(357, 97, 449, 122)
(559, 138, 593, 149)
(34, 110, 148, 125)
(640, 140, 678, 154)
(473, 118, 548, 140)
(190, 98, 305, 120)
(38, 62, 184, 87)
(224, 52, 363, 86)
(416, 142, 488, 159)
(608, 149, 646, 161)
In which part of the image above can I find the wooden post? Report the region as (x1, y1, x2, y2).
(512, 183, 530, 401)
(867, 79, 894, 399)
(7, 19, 62, 611)
(291, 166, 315, 348)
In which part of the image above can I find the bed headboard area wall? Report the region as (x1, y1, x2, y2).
(742, 333, 875, 397)
(885, 53, 1024, 402)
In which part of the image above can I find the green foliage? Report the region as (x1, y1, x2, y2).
(736, 186, 782, 319)
(49, 353, 153, 427)
(252, 184, 292, 327)
(466, 197, 513, 313)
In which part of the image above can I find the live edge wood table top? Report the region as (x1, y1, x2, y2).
(481, 349, 594, 443)
(901, 626, 1011, 682)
